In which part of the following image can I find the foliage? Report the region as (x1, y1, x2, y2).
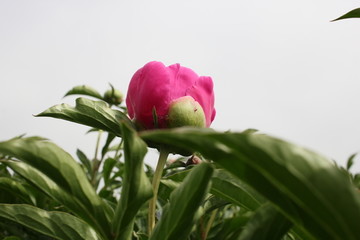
(0, 85, 359, 240)
(333, 8, 360, 21)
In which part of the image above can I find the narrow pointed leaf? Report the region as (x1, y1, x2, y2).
(64, 85, 103, 100)
(0, 137, 113, 239)
(211, 169, 264, 211)
(332, 8, 360, 21)
(0, 204, 99, 240)
(36, 97, 133, 136)
(101, 133, 116, 159)
(76, 149, 92, 175)
(141, 128, 360, 240)
(112, 123, 153, 240)
(346, 153, 357, 171)
(238, 203, 292, 240)
(150, 163, 214, 240)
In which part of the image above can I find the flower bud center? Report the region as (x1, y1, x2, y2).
(167, 96, 206, 128)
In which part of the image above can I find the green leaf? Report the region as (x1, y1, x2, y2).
(141, 128, 360, 240)
(0, 137, 113, 239)
(102, 157, 118, 187)
(332, 8, 360, 21)
(208, 213, 251, 240)
(238, 203, 292, 240)
(64, 85, 103, 100)
(211, 169, 264, 211)
(0, 204, 99, 240)
(354, 174, 360, 188)
(101, 133, 116, 159)
(76, 149, 92, 175)
(0, 161, 11, 177)
(36, 97, 133, 137)
(0, 177, 36, 205)
(3, 237, 22, 240)
(150, 163, 214, 240)
(2, 160, 110, 238)
(112, 123, 153, 240)
(202, 195, 230, 214)
(158, 178, 180, 202)
(160, 168, 264, 211)
(346, 153, 357, 171)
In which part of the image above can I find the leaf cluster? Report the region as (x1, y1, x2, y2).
(0, 85, 359, 240)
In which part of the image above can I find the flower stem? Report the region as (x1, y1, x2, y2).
(94, 130, 103, 161)
(202, 209, 218, 240)
(148, 148, 169, 235)
(91, 130, 102, 186)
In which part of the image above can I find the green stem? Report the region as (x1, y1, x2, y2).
(94, 130, 103, 160)
(114, 139, 123, 159)
(148, 148, 169, 235)
(91, 130, 103, 186)
(202, 209, 218, 240)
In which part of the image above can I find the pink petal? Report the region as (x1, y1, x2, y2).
(126, 61, 172, 128)
(186, 76, 216, 127)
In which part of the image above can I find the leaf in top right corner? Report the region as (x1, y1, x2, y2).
(332, 8, 360, 21)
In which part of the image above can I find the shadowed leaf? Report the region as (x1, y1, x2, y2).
(141, 128, 360, 240)
(0, 204, 99, 240)
(0, 137, 113, 239)
(238, 203, 292, 240)
(332, 8, 360, 21)
(112, 123, 153, 240)
(150, 163, 214, 240)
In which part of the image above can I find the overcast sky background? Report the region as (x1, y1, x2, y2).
(1, 0, 360, 171)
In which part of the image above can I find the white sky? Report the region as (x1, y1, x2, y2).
(1, 0, 360, 172)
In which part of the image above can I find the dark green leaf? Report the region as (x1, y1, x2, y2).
(158, 179, 180, 202)
(3, 159, 109, 238)
(211, 169, 264, 211)
(150, 163, 214, 240)
(102, 157, 118, 186)
(0, 204, 99, 240)
(238, 203, 292, 240)
(101, 133, 116, 159)
(160, 168, 264, 211)
(141, 128, 360, 240)
(3, 237, 23, 240)
(202, 195, 230, 214)
(64, 85, 103, 100)
(0, 177, 36, 205)
(332, 8, 360, 21)
(346, 153, 357, 171)
(112, 123, 153, 240)
(0, 137, 113, 239)
(0, 161, 11, 177)
(76, 149, 92, 175)
(36, 97, 133, 137)
(208, 212, 251, 240)
(354, 174, 360, 188)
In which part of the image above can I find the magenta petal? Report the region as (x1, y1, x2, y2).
(167, 64, 198, 100)
(126, 61, 216, 129)
(186, 76, 215, 127)
(126, 61, 172, 129)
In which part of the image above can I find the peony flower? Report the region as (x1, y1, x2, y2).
(126, 61, 216, 129)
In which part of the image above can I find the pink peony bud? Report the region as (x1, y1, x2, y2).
(126, 61, 216, 129)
